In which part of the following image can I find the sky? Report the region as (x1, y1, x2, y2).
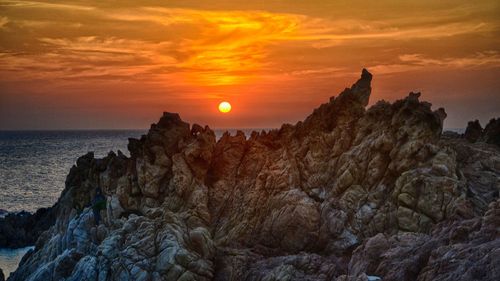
(0, 0, 499, 129)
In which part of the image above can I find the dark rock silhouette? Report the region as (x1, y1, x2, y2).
(7, 70, 500, 281)
(0, 207, 55, 248)
(462, 118, 500, 148)
(464, 120, 483, 142)
(482, 118, 500, 147)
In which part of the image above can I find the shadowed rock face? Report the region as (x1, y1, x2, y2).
(482, 118, 500, 147)
(464, 120, 483, 143)
(8, 70, 500, 281)
(0, 207, 56, 248)
(463, 118, 500, 148)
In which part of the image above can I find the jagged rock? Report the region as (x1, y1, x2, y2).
(346, 199, 500, 281)
(463, 118, 500, 147)
(464, 120, 483, 142)
(482, 118, 500, 147)
(0, 268, 4, 281)
(7, 70, 500, 281)
(443, 139, 500, 216)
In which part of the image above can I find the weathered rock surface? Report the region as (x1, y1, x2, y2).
(344, 199, 499, 281)
(7, 70, 500, 281)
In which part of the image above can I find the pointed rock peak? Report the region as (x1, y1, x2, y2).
(348, 68, 372, 106)
(483, 118, 500, 147)
(353, 68, 372, 89)
(361, 68, 372, 82)
(301, 69, 373, 132)
(336, 69, 372, 107)
(464, 119, 483, 143)
(435, 108, 447, 124)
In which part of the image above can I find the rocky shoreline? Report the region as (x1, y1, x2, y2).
(0, 208, 55, 249)
(4, 69, 500, 281)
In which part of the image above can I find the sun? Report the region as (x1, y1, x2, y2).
(218, 101, 232, 113)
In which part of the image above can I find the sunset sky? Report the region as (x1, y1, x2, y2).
(0, 0, 499, 129)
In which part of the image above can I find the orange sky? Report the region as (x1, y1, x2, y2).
(0, 0, 499, 129)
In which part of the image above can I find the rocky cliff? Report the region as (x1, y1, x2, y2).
(8, 70, 500, 281)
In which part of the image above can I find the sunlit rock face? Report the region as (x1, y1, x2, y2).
(9, 70, 500, 281)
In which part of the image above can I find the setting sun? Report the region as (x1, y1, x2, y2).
(218, 101, 232, 113)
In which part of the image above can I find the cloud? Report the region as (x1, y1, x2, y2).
(102, 8, 304, 85)
(367, 52, 500, 75)
(0, 16, 8, 29)
(0, 1, 499, 129)
(399, 52, 500, 68)
(0, 2, 499, 87)
(0, 0, 94, 11)
(289, 67, 345, 76)
(305, 22, 492, 48)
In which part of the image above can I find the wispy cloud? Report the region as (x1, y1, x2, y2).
(0, 16, 8, 28)
(0, 0, 94, 11)
(399, 52, 500, 68)
(369, 52, 500, 75)
(1, 2, 498, 86)
(0, 1, 499, 129)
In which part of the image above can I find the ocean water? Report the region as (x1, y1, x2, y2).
(445, 128, 465, 134)
(0, 246, 34, 277)
(0, 128, 265, 213)
(0, 130, 146, 213)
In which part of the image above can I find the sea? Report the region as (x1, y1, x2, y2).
(0, 130, 146, 214)
(0, 128, 263, 277)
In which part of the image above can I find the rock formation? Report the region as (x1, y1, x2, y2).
(482, 118, 500, 147)
(464, 120, 483, 142)
(464, 118, 500, 147)
(7, 69, 500, 281)
(0, 208, 56, 248)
